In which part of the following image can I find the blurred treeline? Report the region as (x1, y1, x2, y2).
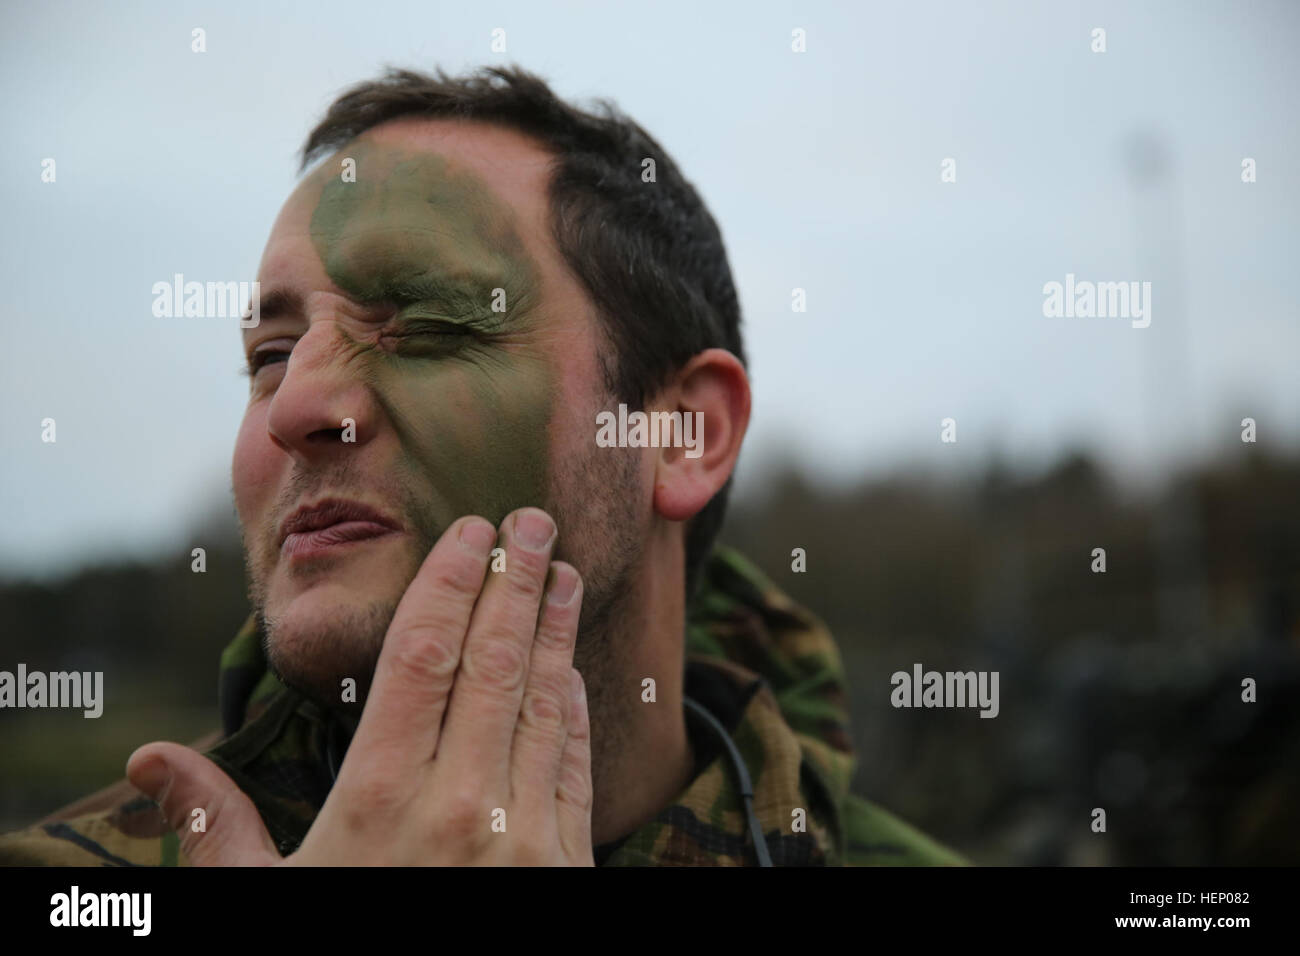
(724, 449, 1300, 865)
(1, 449, 1298, 864)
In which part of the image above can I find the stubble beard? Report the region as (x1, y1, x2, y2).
(242, 456, 433, 710)
(238, 440, 646, 783)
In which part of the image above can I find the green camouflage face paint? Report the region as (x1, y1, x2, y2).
(307, 140, 555, 533)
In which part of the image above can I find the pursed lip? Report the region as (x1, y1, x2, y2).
(278, 497, 403, 553)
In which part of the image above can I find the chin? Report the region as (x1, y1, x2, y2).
(262, 592, 398, 710)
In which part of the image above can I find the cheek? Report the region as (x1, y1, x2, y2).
(231, 405, 278, 521)
(374, 357, 554, 525)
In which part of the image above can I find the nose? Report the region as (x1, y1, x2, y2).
(264, 321, 379, 466)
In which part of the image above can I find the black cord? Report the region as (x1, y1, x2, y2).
(325, 713, 350, 783)
(325, 697, 774, 866)
(683, 696, 774, 867)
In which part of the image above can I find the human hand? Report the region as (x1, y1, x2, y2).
(127, 508, 593, 866)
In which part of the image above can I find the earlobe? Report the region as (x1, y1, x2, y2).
(650, 349, 750, 523)
(653, 459, 713, 522)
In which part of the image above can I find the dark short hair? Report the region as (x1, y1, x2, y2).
(299, 65, 747, 596)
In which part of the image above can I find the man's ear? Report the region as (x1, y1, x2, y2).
(652, 349, 751, 522)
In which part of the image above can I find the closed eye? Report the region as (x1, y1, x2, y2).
(242, 339, 295, 377)
(384, 318, 480, 351)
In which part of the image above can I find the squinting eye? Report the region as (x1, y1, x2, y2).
(394, 318, 472, 338)
(245, 348, 290, 375)
(386, 320, 476, 356)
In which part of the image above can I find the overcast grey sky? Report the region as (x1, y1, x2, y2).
(2, 0, 1297, 579)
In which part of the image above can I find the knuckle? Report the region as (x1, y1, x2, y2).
(533, 615, 575, 653)
(567, 696, 591, 740)
(567, 722, 590, 744)
(388, 625, 460, 687)
(462, 636, 527, 691)
(520, 684, 568, 731)
(438, 786, 487, 834)
(502, 551, 549, 601)
(557, 762, 592, 808)
(428, 548, 487, 597)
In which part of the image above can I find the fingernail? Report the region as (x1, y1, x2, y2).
(546, 563, 578, 606)
(570, 669, 584, 704)
(458, 517, 496, 556)
(514, 509, 555, 552)
(133, 757, 171, 799)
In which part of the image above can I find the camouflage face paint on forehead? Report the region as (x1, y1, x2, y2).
(305, 139, 556, 534)
(309, 141, 539, 319)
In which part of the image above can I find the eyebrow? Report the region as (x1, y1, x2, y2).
(382, 275, 500, 312)
(250, 288, 303, 326)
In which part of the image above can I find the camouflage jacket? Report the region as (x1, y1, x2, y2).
(0, 547, 965, 866)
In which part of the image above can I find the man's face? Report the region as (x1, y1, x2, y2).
(233, 118, 644, 707)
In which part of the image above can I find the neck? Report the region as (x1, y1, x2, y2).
(582, 536, 696, 849)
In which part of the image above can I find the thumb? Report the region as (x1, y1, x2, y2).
(127, 741, 281, 866)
